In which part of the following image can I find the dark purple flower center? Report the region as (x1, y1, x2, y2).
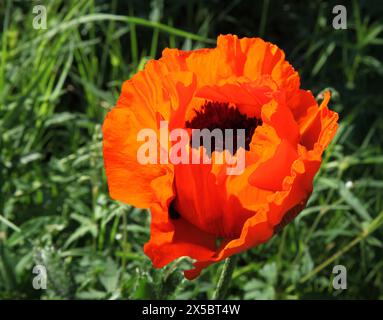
(185, 101, 262, 154)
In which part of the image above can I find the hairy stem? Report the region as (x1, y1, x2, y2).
(213, 255, 238, 300)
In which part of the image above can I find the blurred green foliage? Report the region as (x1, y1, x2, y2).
(0, 0, 382, 299)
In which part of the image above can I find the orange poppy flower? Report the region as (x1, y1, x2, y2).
(102, 35, 339, 280)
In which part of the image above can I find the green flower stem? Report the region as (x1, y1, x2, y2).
(213, 255, 238, 300)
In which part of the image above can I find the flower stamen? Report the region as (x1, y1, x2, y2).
(185, 101, 262, 153)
